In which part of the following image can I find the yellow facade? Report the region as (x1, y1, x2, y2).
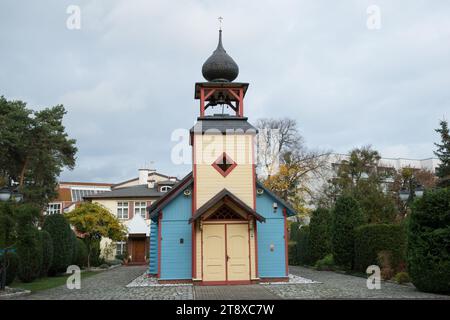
(194, 133, 255, 209)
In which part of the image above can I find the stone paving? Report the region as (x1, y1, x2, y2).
(265, 266, 450, 299)
(194, 285, 280, 300)
(16, 265, 193, 300)
(9, 265, 450, 300)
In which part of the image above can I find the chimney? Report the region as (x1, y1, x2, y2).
(169, 176, 177, 182)
(148, 179, 156, 189)
(138, 168, 150, 185)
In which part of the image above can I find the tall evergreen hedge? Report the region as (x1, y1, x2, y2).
(354, 223, 406, 272)
(43, 214, 74, 275)
(331, 195, 365, 268)
(407, 188, 450, 293)
(39, 230, 54, 277)
(16, 205, 42, 282)
(309, 208, 332, 263)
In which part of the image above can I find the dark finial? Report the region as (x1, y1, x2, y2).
(202, 24, 239, 82)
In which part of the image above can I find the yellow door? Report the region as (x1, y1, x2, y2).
(226, 224, 250, 281)
(202, 224, 226, 282)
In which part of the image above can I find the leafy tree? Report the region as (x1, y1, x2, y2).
(331, 195, 365, 269)
(434, 120, 450, 187)
(330, 146, 398, 223)
(15, 205, 42, 282)
(334, 146, 383, 191)
(309, 207, 332, 263)
(65, 202, 126, 268)
(43, 214, 74, 275)
(0, 96, 77, 206)
(39, 230, 54, 277)
(407, 188, 450, 293)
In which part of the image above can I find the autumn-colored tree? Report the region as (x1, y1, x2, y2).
(65, 203, 126, 268)
(257, 118, 330, 220)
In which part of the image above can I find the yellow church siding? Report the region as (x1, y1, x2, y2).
(250, 219, 257, 279)
(194, 133, 255, 209)
(195, 222, 202, 280)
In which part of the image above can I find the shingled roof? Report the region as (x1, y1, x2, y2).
(83, 184, 164, 199)
(190, 115, 258, 134)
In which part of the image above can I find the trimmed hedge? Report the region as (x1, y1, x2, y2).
(309, 208, 332, 263)
(407, 188, 450, 293)
(288, 241, 298, 265)
(39, 230, 54, 277)
(354, 223, 406, 273)
(296, 226, 311, 265)
(43, 214, 75, 275)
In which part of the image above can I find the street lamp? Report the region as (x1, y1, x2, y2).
(0, 187, 23, 203)
(0, 186, 23, 291)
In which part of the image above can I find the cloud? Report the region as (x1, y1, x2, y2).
(0, 0, 449, 182)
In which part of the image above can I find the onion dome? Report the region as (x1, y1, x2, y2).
(202, 30, 239, 82)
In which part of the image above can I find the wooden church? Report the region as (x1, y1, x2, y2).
(147, 28, 295, 285)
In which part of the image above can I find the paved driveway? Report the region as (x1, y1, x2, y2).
(275, 266, 450, 299)
(12, 265, 450, 300)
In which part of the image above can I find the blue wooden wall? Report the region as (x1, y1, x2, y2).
(159, 192, 192, 280)
(256, 191, 287, 278)
(148, 222, 158, 275)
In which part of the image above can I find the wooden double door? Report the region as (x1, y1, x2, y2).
(202, 223, 250, 283)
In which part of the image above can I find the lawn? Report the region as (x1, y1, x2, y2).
(10, 270, 101, 293)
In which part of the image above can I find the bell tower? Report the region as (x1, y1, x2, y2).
(190, 27, 257, 211)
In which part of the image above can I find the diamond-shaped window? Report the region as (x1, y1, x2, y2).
(212, 152, 237, 177)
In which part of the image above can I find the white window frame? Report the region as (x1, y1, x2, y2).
(160, 186, 172, 192)
(116, 241, 126, 256)
(134, 201, 147, 219)
(117, 202, 129, 219)
(46, 202, 61, 215)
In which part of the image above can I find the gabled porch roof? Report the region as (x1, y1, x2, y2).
(189, 188, 265, 223)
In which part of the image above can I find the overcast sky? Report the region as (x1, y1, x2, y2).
(1, 1, 449, 183)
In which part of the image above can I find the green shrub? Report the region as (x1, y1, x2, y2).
(296, 226, 311, 265)
(0, 251, 19, 285)
(309, 208, 332, 264)
(407, 188, 450, 293)
(16, 206, 42, 282)
(354, 223, 406, 273)
(331, 195, 365, 269)
(394, 272, 411, 284)
(43, 214, 74, 275)
(106, 259, 122, 266)
(39, 230, 54, 277)
(74, 238, 88, 268)
(315, 254, 334, 271)
(288, 241, 298, 265)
